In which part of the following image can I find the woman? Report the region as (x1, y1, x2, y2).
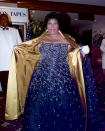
(22, 12, 86, 131)
(5, 12, 99, 131)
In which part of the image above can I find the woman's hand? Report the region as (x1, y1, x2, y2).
(80, 50, 86, 57)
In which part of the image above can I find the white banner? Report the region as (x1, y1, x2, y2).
(0, 6, 28, 23)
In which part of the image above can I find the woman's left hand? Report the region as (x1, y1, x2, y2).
(80, 50, 86, 57)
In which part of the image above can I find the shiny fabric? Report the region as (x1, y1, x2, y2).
(22, 43, 85, 131)
(5, 30, 86, 120)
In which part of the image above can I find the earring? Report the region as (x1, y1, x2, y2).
(46, 29, 48, 32)
(58, 30, 64, 38)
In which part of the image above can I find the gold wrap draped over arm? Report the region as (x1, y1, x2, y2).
(5, 31, 87, 120)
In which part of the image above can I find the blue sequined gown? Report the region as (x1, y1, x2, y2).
(22, 43, 99, 131)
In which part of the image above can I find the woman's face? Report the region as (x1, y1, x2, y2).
(47, 18, 59, 35)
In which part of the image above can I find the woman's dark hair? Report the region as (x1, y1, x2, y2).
(44, 12, 60, 26)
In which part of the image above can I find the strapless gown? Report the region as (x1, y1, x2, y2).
(22, 43, 99, 131)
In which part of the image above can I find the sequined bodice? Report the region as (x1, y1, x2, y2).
(39, 43, 68, 64)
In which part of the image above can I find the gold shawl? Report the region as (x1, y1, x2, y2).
(5, 30, 86, 120)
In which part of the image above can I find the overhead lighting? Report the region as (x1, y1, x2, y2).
(32, 10, 35, 13)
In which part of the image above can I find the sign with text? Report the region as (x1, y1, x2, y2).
(0, 6, 28, 23)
